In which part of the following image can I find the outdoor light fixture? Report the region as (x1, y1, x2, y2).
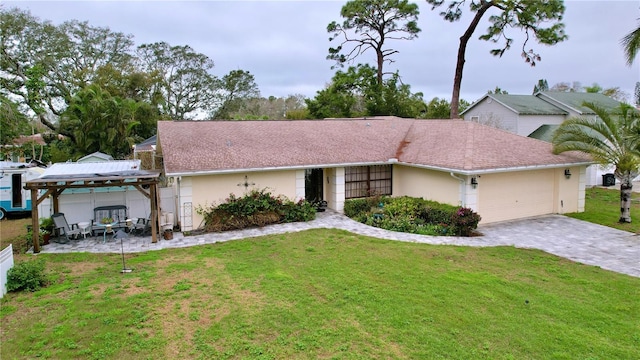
(564, 169, 572, 179)
(470, 177, 478, 189)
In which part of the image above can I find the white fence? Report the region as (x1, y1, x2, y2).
(0, 244, 14, 298)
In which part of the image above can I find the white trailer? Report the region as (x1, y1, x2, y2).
(0, 162, 45, 220)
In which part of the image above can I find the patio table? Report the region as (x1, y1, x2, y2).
(94, 222, 118, 243)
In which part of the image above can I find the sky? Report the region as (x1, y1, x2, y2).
(6, 0, 640, 104)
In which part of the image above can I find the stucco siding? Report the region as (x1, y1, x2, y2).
(392, 165, 460, 206)
(187, 171, 297, 229)
(462, 100, 517, 133)
(553, 166, 583, 214)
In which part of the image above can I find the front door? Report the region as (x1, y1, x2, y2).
(305, 168, 323, 203)
(12, 173, 23, 208)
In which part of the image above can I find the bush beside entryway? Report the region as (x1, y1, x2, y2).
(196, 189, 316, 232)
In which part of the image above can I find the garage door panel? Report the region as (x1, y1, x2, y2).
(479, 171, 554, 223)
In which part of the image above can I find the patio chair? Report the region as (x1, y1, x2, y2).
(51, 213, 82, 243)
(132, 216, 152, 236)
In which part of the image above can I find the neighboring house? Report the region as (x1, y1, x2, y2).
(460, 94, 568, 136)
(157, 117, 591, 231)
(0, 134, 47, 163)
(535, 91, 623, 120)
(133, 135, 160, 170)
(462, 91, 625, 186)
(77, 151, 114, 163)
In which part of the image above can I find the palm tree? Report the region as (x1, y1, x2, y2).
(552, 103, 640, 223)
(62, 84, 142, 159)
(621, 19, 640, 66)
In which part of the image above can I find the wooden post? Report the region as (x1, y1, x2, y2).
(52, 190, 60, 214)
(150, 183, 158, 243)
(31, 188, 40, 253)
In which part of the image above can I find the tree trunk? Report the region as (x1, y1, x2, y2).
(376, 47, 384, 87)
(616, 170, 636, 223)
(619, 182, 633, 223)
(450, 2, 494, 119)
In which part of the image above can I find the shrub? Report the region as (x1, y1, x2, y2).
(217, 189, 284, 217)
(381, 196, 422, 218)
(282, 200, 316, 223)
(418, 223, 456, 236)
(367, 216, 424, 233)
(450, 207, 482, 236)
(196, 189, 316, 232)
(344, 198, 371, 218)
(7, 260, 48, 292)
(344, 196, 481, 237)
(420, 202, 458, 224)
(11, 227, 48, 254)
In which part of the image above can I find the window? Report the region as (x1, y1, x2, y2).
(470, 115, 480, 122)
(345, 165, 392, 199)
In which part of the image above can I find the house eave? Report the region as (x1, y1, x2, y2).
(166, 159, 594, 178)
(461, 94, 520, 116)
(166, 160, 396, 177)
(398, 161, 594, 176)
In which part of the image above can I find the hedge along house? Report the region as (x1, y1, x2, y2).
(157, 117, 592, 231)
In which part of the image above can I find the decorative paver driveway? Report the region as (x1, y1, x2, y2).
(37, 211, 640, 278)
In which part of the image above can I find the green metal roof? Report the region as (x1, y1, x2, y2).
(537, 91, 623, 114)
(528, 124, 560, 142)
(483, 94, 569, 115)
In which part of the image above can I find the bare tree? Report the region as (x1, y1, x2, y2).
(327, 0, 420, 86)
(426, 0, 567, 118)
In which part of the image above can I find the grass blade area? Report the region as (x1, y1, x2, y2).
(566, 187, 640, 233)
(2, 229, 639, 359)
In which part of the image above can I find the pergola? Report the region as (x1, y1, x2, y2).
(25, 170, 162, 253)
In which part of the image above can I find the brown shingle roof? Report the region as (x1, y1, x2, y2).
(158, 117, 591, 175)
(401, 120, 590, 171)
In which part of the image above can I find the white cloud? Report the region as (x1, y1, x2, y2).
(7, 0, 639, 103)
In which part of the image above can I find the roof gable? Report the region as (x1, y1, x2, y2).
(489, 94, 569, 115)
(536, 91, 623, 114)
(159, 118, 591, 175)
(462, 94, 568, 116)
(134, 135, 157, 152)
(77, 151, 114, 162)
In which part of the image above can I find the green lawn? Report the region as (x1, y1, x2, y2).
(566, 187, 640, 233)
(2, 229, 639, 359)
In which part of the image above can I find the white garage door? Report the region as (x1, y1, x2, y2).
(478, 170, 555, 223)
